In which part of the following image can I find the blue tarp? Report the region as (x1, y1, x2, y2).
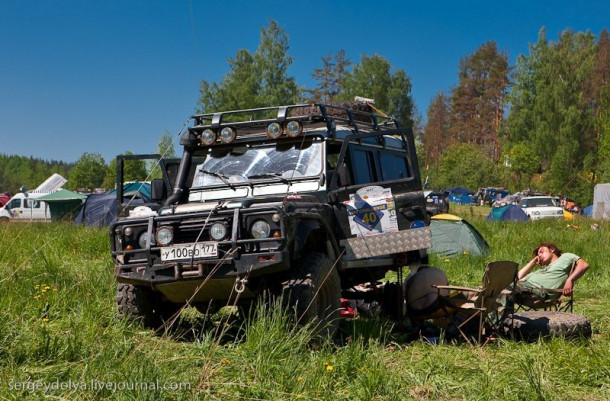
(448, 193, 475, 204)
(446, 186, 474, 195)
(486, 205, 529, 222)
(582, 205, 593, 217)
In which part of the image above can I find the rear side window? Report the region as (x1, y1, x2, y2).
(24, 199, 40, 208)
(349, 145, 411, 185)
(380, 153, 411, 181)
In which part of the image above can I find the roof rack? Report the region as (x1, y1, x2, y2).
(189, 103, 400, 135)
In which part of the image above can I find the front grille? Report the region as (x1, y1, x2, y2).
(172, 216, 233, 244)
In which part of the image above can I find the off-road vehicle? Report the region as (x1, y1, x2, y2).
(110, 102, 431, 333)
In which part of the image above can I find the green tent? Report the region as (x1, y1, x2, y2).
(429, 214, 489, 257)
(37, 189, 87, 222)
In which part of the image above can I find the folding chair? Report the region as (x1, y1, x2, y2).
(433, 261, 519, 344)
(514, 260, 577, 313)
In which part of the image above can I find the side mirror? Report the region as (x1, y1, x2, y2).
(151, 179, 166, 202)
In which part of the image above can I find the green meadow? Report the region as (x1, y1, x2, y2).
(1, 208, 609, 400)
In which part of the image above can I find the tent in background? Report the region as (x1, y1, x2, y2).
(75, 182, 151, 227)
(486, 205, 529, 222)
(429, 214, 489, 257)
(446, 186, 474, 195)
(582, 205, 593, 217)
(448, 193, 475, 205)
(592, 183, 610, 220)
(37, 189, 87, 222)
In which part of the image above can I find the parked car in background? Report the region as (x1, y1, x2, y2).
(424, 191, 449, 216)
(519, 196, 564, 220)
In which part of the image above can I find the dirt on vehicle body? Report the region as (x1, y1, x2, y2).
(110, 102, 431, 333)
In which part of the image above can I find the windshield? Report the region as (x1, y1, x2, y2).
(190, 141, 323, 189)
(520, 198, 557, 208)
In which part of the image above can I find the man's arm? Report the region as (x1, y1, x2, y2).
(518, 256, 540, 280)
(562, 258, 590, 296)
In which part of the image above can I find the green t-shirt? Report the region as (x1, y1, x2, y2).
(523, 252, 580, 290)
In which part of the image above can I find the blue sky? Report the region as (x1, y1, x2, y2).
(1, 1, 608, 163)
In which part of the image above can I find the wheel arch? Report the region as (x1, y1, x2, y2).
(293, 218, 339, 261)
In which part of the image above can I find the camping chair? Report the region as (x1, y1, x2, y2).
(433, 261, 519, 344)
(514, 260, 577, 313)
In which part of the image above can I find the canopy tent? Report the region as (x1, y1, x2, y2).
(37, 189, 87, 222)
(429, 214, 489, 257)
(486, 205, 529, 222)
(446, 186, 474, 195)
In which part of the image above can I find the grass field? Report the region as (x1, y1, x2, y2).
(1, 209, 609, 400)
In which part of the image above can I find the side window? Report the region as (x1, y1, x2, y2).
(24, 199, 40, 208)
(8, 199, 21, 209)
(350, 148, 377, 184)
(380, 152, 411, 181)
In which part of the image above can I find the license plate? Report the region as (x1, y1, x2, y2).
(160, 242, 218, 261)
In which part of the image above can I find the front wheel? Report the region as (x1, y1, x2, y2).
(282, 252, 341, 338)
(115, 284, 181, 329)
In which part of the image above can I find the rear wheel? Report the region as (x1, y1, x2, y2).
(282, 252, 341, 337)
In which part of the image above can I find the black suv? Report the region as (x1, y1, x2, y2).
(111, 103, 431, 333)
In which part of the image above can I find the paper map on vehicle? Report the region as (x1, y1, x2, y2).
(344, 186, 398, 237)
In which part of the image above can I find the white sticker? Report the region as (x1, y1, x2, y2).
(344, 186, 398, 237)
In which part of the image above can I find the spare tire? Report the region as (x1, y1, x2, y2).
(508, 311, 591, 341)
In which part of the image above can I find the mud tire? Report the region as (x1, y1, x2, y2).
(115, 284, 181, 328)
(282, 252, 341, 337)
(508, 311, 591, 341)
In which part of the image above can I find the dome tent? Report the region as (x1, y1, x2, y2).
(486, 205, 529, 222)
(429, 214, 489, 257)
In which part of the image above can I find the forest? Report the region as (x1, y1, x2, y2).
(1, 21, 608, 206)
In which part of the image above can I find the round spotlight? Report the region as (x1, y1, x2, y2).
(272, 213, 281, 223)
(285, 121, 303, 137)
(124, 227, 133, 237)
(266, 122, 283, 139)
(200, 129, 216, 146)
(209, 222, 227, 240)
(138, 232, 155, 249)
(219, 127, 236, 144)
(250, 220, 271, 239)
(156, 226, 174, 246)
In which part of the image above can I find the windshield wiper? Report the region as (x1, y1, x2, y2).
(247, 173, 292, 186)
(198, 169, 235, 190)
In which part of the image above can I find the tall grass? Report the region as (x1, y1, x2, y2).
(0, 216, 609, 400)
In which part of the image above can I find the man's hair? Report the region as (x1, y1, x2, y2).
(533, 242, 563, 257)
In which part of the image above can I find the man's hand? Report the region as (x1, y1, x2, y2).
(562, 278, 574, 296)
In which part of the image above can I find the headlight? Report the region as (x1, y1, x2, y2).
(210, 222, 227, 240)
(138, 232, 155, 248)
(251, 220, 270, 239)
(556, 210, 564, 215)
(532, 211, 540, 215)
(156, 226, 174, 246)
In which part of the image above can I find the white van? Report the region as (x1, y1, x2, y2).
(0, 192, 52, 222)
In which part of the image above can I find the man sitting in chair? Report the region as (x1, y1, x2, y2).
(515, 242, 589, 299)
